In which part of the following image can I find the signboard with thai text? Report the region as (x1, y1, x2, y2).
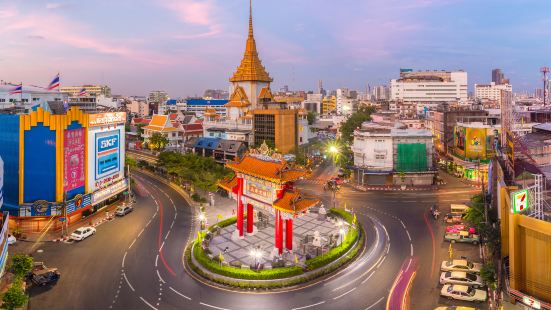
(89, 112, 126, 127)
(64, 128, 85, 192)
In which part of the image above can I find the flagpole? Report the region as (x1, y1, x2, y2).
(20, 82, 23, 108)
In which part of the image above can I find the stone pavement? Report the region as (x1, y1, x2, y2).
(206, 210, 349, 267)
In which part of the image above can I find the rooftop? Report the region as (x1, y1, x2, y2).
(226, 155, 307, 184)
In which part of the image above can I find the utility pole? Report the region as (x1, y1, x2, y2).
(62, 192, 68, 237)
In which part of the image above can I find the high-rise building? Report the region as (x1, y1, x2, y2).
(475, 82, 512, 105)
(60, 85, 111, 97)
(390, 70, 468, 103)
(148, 90, 169, 104)
(373, 85, 390, 101)
(492, 69, 504, 85)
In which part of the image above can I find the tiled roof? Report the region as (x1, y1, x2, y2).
(218, 176, 238, 192)
(273, 190, 320, 214)
(169, 113, 178, 120)
(182, 123, 203, 131)
(194, 137, 221, 150)
(226, 155, 306, 183)
(144, 114, 178, 132)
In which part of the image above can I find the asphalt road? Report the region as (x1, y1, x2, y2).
(17, 163, 487, 310)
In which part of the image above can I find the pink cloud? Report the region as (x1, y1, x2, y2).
(158, 0, 222, 39)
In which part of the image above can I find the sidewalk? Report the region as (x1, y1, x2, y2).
(19, 199, 128, 243)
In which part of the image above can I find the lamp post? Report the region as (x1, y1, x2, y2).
(198, 212, 206, 231)
(250, 248, 262, 270)
(339, 228, 345, 247)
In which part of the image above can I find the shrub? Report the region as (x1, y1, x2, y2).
(10, 254, 33, 278)
(2, 278, 28, 310)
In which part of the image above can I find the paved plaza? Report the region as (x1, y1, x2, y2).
(205, 208, 350, 268)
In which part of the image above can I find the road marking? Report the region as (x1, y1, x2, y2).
(382, 224, 390, 241)
(399, 220, 406, 229)
(376, 255, 386, 269)
(123, 273, 135, 292)
(333, 287, 356, 300)
(146, 219, 152, 227)
(128, 238, 137, 250)
(138, 228, 144, 238)
(122, 252, 127, 268)
(157, 269, 166, 283)
(139, 297, 158, 310)
(386, 244, 390, 255)
(405, 229, 411, 241)
(170, 221, 175, 229)
(410, 244, 414, 256)
(291, 301, 325, 310)
(165, 230, 170, 240)
(169, 286, 191, 300)
(174, 213, 177, 220)
(155, 254, 159, 267)
(199, 302, 230, 310)
(361, 271, 375, 285)
(159, 241, 165, 252)
(364, 296, 385, 310)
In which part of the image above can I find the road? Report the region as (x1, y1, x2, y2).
(17, 163, 486, 310)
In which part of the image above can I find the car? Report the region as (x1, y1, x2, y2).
(444, 231, 480, 244)
(439, 271, 484, 288)
(27, 262, 60, 286)
(70, 226, 96, 241)
(440, 284, 487, 302)
(115, 205, 133, 216)
(434, 306, 477, 310)
(444, 213, 464, 223)
(7, 234, 16, 245)
(446, 225, 476, 234)
(441, 259, 482, 274)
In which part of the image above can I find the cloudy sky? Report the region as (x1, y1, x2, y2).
(1, 0, 550, 97)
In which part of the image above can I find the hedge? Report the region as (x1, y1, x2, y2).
(193, 243, 303, 280)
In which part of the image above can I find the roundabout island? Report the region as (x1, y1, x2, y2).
(185, 146, 364, 289)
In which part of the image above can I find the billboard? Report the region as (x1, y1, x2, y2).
(465, 128, 486, 160)
(89, 112, 126, 127)
(511, 189, 529, 214)
(95, 130, 120, 180)
(64, 128, 85, 192)
(453, 126, 466, 157)
(0, 156, 3, 208)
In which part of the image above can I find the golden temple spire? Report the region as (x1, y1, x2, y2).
(230, 0, 273, 83)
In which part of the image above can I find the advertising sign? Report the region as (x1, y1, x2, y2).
(511, 189, 529, 214)
(453, 126, 466, 157)
(465, 128, 486, 160)
(64, 128, 85, 192)
(89, 112, 126, 127)
(95, 130, 120, 180)
(0, 156, 3, 208)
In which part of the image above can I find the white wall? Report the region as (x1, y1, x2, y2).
(353, 134, 393, 171)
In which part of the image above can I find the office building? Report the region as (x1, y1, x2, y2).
(475, 82, 512, 105)
(61, 85, 111, 97)
(0, 84, 63, 111)
(390, 69, 468, 103)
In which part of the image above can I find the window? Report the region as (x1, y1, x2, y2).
(375, 154, 385, 160)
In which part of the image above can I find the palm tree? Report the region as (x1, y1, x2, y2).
(149, 133, 169, 151)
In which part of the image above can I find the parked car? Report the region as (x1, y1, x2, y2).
(450, 204, 470, 215)
(444, 231, 480, 244)
(7, 234, 16, 245)
(444, 213, 463, 223)
(440, 284, 487, 302)
(70, 226, 96, 241)
(27, 262, 60, 286)
(115, 205, 133, 216)
(439, 271, 484, 288)
(441, 259, 482, 274)
(446, 225, 476, 234)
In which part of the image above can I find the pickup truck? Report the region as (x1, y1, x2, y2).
(28, 262, 60, 286)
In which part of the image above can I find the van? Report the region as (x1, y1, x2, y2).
(450, 204, 470, 215)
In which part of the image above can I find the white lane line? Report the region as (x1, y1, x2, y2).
(169, 286, 191, 300)
(174, 214, 177, 220)
(333, 287, 357, 300)
(410, 243, 414, 256)
(157, 269, 166, 283)
(399, 220, 406, 229)
(123, 273, 135, 292)
(164, 230, 170, 240)
(361, 271, 376, 285)
(122, 252, 127, 268)
(128, 238, 136, 250)
(170, 221, 175, 229)
(159, 241, 165, 252)
(140, 297, 158, 310)
(376, 255, 386, 269)
(146, 219, 152, 227)
(199, 302, 230, 310)
(138, 228, 144, 238)
(382, 224, 390, 241)
(405, 229, 412, 241)
(386, 243, 390, 255)
(364, 296, 385, 310)
(291, 301, 326, 310)
(155, 254, 159, 267)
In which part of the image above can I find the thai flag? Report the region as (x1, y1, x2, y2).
(78, 88, 87, 96)
(9, 84, 22, 95)
(47, 73, 60, 90)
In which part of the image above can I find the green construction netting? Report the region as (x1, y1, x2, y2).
(396, 143, 428, 172)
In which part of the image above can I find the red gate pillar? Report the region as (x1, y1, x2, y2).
(275, 209, 283, 254)
(246, 204, 253, 234)
(285, 219, 293, 252)
(236, 177, 244, 238)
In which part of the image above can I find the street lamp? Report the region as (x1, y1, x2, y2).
(328, 145, 339, 155)
(249, 248, 262, 270)
(339, 228, 346, 247)
(198, 213, 206, 230)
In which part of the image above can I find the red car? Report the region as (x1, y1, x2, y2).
(446, 225, 476, 234)
(444, 213, 463, 224)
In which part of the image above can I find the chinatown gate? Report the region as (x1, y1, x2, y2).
(220, 146, 319, 255)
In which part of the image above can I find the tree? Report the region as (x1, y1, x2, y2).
(339, 106, 376, 143)
(125, 154, 137, 169)
(149, 133, 169, 151)
(480, 262, 497, 290)
(10, 254, 32, 279)
(2, 278, 27, 310)
(307, 111, 316, 125)
(136, 124, 146, 141)
(464, 194, 486, 229)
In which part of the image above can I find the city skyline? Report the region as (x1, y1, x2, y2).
(1, 0, 550, 97)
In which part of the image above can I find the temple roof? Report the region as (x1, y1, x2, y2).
(218, 176, 238, 193)
(226, 155, 306, 184)
(273, 190, 320, 214)
(225, 86, 251, 108)
(229, 1, 272, 83)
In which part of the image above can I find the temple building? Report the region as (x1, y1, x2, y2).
(202, 1, 308, 154)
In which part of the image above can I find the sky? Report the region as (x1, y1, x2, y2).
(1, 0, 550, 97)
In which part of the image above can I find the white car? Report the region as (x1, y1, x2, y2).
(440, 259, 482, 274)
(115, 205, 133, 216)
(441, 284, 487, 302)
(7, 235, 16, 245)
(70, 227, 96, 241)
(440, 271, 484, 288)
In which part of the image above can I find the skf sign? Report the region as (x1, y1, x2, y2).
(511, 189, 529, 214)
